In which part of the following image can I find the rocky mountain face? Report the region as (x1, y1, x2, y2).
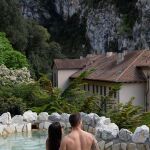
(19, 0, 50, 24)
(19, 0, 150, 54)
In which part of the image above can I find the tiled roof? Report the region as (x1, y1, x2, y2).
(71, 50, 150, 82)
(53, 55, 99, 69)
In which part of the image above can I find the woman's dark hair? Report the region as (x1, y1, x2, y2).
(69, 113, 81, 127)
(47, 122, 62, 150)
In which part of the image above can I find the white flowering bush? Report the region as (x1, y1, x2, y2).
(0, 65, 34, 85)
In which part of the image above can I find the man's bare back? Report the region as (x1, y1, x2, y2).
(60, 128, 99, 150)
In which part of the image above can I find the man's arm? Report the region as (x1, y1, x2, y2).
(59, 137, 67, 150)
(91, 137, 100, 150)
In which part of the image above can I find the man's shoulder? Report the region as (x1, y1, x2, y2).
(62, 134, 73, 143)
(82, 130, 93, 138)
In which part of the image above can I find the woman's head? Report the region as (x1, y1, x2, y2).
(47, 122, 62, 150)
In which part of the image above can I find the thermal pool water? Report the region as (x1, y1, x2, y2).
(0, 130, 47, 150)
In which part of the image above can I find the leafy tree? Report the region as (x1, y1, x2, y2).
(3, 50, 29, 69)
(38, 75, 53, 93)
(0, 0, 28, 51)
(81, 95, 100, 113)
(26, 21, 64, 77)
(0, 84, 26, 116)
(0, 32, 29, 68)
(62, 70, 94, 111)
(13, 82, 50, 109)
(0, 0, 64, 77)
(47, 88, 77, 113)
(0, 96, 26, 116)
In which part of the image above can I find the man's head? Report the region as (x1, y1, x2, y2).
(69, 113, 82, 128)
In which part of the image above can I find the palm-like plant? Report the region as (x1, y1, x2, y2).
(106, 98, 143, 130)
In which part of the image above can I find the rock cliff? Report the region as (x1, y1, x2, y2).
(19, 0, 150, 53)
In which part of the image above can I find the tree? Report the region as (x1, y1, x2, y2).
(3, 50, 29, 69)
(0, 0, 28, 51)
(0, 32, 29, 69)
(0, 0, 64, 77)
(0, 84, 26, 116)
(26, 21, 64, 77)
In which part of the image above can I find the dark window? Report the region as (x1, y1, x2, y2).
(114, 91, 117, 99)
(109, 87, 111, 95)
(84, 85, 86, 91)
(104, 86, 106, 96)
(109, 87, 111, 91)
(100, 86, 103, 95)
(93, 85, 95, 93)
(88, 84, 90, 91)
(96, 85, 99, 93)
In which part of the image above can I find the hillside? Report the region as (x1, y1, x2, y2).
(20, 0, 150, 53)
(0, 0, 149, 76)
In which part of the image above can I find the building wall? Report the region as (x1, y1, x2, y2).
(53, 65, 146, 108)
(119, 83, 146, 107)
(83, 81, 146, 108)
(57, 69, 79, 90)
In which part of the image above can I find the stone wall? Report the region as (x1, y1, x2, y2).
(0, 111, 150, 150)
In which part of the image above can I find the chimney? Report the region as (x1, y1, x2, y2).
(106, 52, 113, 57)
(80, 56, 83, 59)
(117, 50, 124, 64)
(123, 49, 128, 56)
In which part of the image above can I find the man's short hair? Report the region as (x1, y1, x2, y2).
(69, 113, 81, 127)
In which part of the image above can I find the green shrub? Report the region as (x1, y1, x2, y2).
(0, 96, 26, 116)
(3, 50, 29, 69)
(0, 32, 29, 69)
(106, 99, 143, 130)
(81, 95, 100, 114)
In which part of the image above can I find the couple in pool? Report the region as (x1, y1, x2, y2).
(46, 113, 100, 150)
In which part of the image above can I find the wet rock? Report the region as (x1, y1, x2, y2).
(83, 113, 100, 127)
(0, 112, 11, 125)
(12, 115, 24, 124)
(132, 125, 149, 143)
(43, 122, 51, 130)
(61, 113, 70, 123)
(38, 112, 49, 122)
(23, 110, 37, 122)
(98, 140, 105, 150)
(119, 129, 133, 142)
(48, 112, 61, 122)
(15, 124, 24, 133)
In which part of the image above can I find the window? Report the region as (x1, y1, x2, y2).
(93, 85, 95, 93)
(104, 86, 106, 96)
(96, 85, 99, 93)
(100, 86, 103, 95)
(109, 87, 111, 95)
(114, 91, 117, 99)
(109, 87, 111, 91)
(84, 85, 86, 91)
(88, 84, 90, 91)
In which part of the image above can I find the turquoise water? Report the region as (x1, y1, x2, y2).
(0, 131, 47, 150)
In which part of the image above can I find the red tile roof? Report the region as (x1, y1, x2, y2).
(53, 55, 99, 69)
(71, 50, 150, 82)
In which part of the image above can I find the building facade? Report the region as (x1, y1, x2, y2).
(52, 50, 150, 111)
